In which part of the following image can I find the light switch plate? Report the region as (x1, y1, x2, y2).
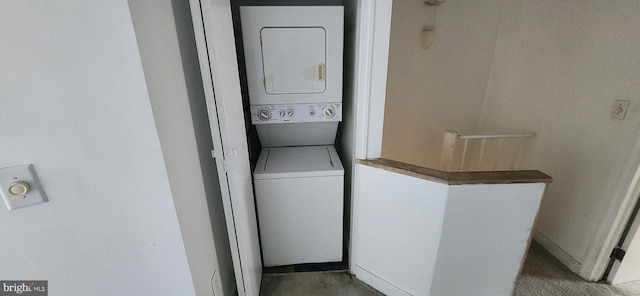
(612, 100, 630, 120)
(0, 164, 48, 210)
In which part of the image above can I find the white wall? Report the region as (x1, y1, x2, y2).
(352, 164, 448, 296)
(479, 0, 640, 273)
(129, 0, 234, 295)
(431, 183, 545, 296)
(0, 1, 196, 295)
(381, 0, 640, 280)
(351, 162, 547, 295)
(381, 0, 506, 168)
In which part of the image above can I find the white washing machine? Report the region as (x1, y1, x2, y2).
(253, 145, 344, 267)
(241, 6, 345, 267)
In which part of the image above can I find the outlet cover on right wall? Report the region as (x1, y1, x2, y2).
(612, 100, 630, 120)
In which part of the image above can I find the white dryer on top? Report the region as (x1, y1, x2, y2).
(240, 6, 344, 147)
(240, 6, 343, 105)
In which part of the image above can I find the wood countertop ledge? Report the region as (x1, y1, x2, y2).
(356, 158, 552, 185)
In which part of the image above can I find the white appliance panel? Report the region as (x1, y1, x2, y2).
(250, 103, 342, 125)
(254, 176, 343, 267)
(254, 145, 343, 179)
(256, 122, 339, 147)
(240, 6, 343, 105)
(261, 27, 326, 94)
(253, 146, 344, 267)
(250, 103, 342, 147)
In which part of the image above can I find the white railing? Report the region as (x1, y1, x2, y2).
(440, 131, 534, 172)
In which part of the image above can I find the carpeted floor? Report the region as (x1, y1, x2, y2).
(514, 242, 640, 296)
(260, 270, 383, 296)
(260, 242, 640, 295)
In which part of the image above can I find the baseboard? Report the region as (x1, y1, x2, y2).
(263, 261, 349, 274)
(354, 265, 412, 296)
(533, 230, 583, 273)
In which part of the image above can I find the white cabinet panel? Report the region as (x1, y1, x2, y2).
(352, 164, 448, 295)
(255, 176, 343, 266)
(430, 183, 545, 296)
(351, 161, 547, 296)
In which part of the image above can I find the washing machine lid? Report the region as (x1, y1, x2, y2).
(254, 146, 344, 179)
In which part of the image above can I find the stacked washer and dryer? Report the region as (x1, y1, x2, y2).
(240, 6, 345, 267)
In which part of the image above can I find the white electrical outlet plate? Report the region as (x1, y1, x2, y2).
(612, 100, 630, 120)
(0, 164, 48, 210)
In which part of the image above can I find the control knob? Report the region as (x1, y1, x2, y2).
(258, 108, 272, 121)
(322, 106, 336, 119)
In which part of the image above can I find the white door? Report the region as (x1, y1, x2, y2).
(611, 225, 640, 284)
(604, 140, 640, 284)
(609, 201, 640, 284)
(189, 1, 262, 295)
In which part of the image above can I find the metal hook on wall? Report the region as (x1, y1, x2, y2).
(422, 0, 445, 50)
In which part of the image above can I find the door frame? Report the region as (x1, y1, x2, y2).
(604, 192, 640, 282)
(190, 0, 395, 294)
(349, 0, 393, 274)
(584, 135, 640, 281)
(189, 0, 262, 295)
(352, 0, 393, 162)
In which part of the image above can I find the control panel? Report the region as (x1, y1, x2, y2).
(250, 103, 342, 124)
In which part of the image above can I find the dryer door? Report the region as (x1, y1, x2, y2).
(240, 6, 343, 105)
(261, 27, 326, 95)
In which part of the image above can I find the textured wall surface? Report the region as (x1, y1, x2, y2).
(0, 1, 195, 295)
